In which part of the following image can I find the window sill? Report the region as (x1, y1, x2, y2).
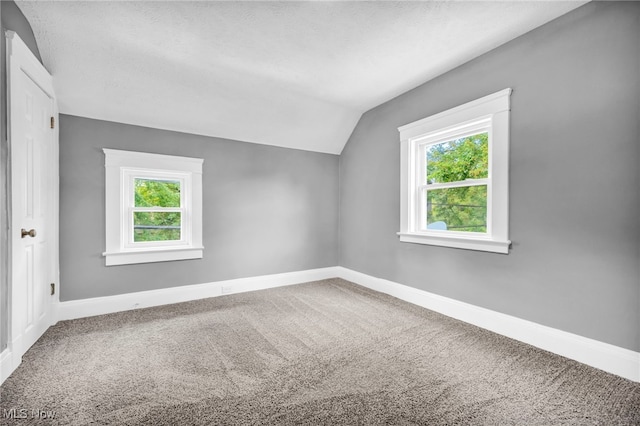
(103, 246, 204, 266)
(397, 232, 510, 254)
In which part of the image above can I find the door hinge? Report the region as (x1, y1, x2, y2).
(50, 116, 55, 129)
(50, 283, 55, 295)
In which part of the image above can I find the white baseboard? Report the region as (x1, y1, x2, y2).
(336, 267, 640, 382)
(0, 347, 21, 384)
(57, 267, 341, 321)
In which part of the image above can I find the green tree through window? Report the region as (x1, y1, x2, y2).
(133, 179, 181, 242)
(426, 133, 488, 232)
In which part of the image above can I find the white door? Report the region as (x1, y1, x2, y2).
(7, 31, 58, 362)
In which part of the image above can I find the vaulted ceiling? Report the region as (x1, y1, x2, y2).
(17, 1, 587, 154)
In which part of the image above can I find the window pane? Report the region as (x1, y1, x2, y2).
(426, 132, 488, 184)
(134, 212, 181, 242)
(134, 178, 181, 208)
(426, 185, 487, 233)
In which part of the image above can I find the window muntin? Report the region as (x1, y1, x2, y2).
(398, 89, 511, 254)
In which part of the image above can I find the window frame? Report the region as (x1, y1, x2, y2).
(397, 89, 511, 254)
(124, 171, 188, 249)
(103, 149, 204, 266)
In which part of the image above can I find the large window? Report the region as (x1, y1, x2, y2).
(398, 89, 511, 253)
(103, 149, 203, 266)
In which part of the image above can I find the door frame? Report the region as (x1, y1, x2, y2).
(1, 30, 59, 384)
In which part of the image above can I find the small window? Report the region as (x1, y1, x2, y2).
(103, 149, 203, 266)
(398, 89, 511, 253)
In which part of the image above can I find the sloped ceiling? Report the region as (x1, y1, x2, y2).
(17, 1, 587, 154)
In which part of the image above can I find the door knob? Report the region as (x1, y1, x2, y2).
(21, 228, 36, 238)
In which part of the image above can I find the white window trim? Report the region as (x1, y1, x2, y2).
(397, 88, 511, 254)
(103, 149, 204, 266)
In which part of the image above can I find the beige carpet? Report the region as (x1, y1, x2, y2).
(1, 278, 639, 425)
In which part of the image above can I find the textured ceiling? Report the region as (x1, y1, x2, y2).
(17, 1, 587, 154)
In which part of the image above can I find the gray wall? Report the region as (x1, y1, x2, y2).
(59, 115, 339, 301)
(339, 1, 640, 351)
(1, 0, 43, 351)
(6, 0, 639, 356)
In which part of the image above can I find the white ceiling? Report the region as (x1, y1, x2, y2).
(17, 1, 587, 154)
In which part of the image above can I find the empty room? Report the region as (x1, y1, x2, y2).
(1, 0, 639, 424)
